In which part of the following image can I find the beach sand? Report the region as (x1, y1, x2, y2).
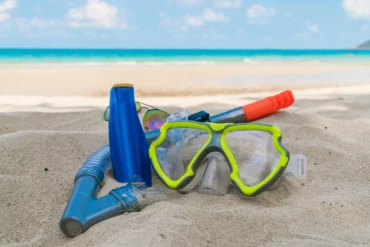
(1, 64, 370, 246)
(1, 61, 370, 97)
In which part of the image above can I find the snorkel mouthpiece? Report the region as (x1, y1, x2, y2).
(59, 146, 166, 238)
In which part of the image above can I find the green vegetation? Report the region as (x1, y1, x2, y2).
(357, 40, 370, 49)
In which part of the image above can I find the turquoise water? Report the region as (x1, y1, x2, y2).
(1, 49, 370, 64)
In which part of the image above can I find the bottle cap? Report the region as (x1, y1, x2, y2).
(112, 83, 133, 88)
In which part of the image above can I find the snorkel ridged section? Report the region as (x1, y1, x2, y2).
(60, 144, 166, 238)
(60, 145, 113, 237)
(74, 145, 111, 186)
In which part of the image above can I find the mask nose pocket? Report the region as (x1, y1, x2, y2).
(198, 152, 231, 195)
(178, 152, 231, 195)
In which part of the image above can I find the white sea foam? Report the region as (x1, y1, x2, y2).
(1, 57, 368, 69)
(0, 60, 217, 67)
(242, 58, 259, 64)
(115, 61, 138, 66)
(79, 62, 108, 66)
(170, 60, 215, 65)
(142, 61, 165, 66)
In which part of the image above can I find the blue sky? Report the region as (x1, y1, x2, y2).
(0, 0, 369, 48)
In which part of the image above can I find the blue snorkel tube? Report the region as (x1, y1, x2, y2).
(59, 146, 165, 237)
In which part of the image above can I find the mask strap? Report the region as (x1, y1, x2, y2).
(284, 154, 307, 178)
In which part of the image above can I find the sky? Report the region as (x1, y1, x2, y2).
(0, 0, 370, 48)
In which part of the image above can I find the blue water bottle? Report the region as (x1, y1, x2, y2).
(108, 83, 152, 186)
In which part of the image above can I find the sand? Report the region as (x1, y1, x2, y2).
(1, 64, 370, 246)
(1, 61, 370, 97)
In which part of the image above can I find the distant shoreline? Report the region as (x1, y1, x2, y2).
(0, 47, 365, 50)
(0, 56, 370, 66)
(1, 48, 370, 64)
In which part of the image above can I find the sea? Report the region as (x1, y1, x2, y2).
(2, 49, 370, 92)
(0, 49, 370, 65)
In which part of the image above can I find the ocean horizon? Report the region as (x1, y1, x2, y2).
(1, 48, 370, 64)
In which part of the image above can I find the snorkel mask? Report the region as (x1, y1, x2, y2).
(149, 121, 291, 197)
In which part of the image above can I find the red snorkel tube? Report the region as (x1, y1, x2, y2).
(145, 90, 295, 143)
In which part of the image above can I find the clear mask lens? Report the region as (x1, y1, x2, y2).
(225, 130, 281, 187)
(155, 128, 210, 180)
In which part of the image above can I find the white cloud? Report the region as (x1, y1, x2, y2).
(159, 13, 173, 28)
(0, 12, 9, 21)
(0, 0, 16, 22)
(213, 0, 242, 9)
(0, 0, 15, 12)
(294, 33, 310, 39)
(185, 14, 204, 27)
(85, 0, 118, 27)
(159, 13, 189, 31)
(177, 0, 197, 4)
(342, 0, 370, 19)
(294, 32, 310, 39)
(173, 0, 205, 6)
(160, 8, 226, 32)
(68, 8, 85, 20)
(185, 9, 227, 27)
(30, 18, 57, 28)
(294, 22, 320, 39)
(16, 17, 57, 29)
(69, 21, 82, 28)
(285, 11, 292, 18)
(246, 4, 275, 24)
(66, 0, 127, 29)
(203, 8, 227, 22)
(306, 23, 319, 33)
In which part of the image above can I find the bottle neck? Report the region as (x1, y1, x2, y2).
(109, 87, 135, 105)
